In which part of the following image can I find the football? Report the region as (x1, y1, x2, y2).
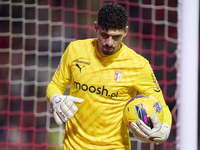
(123, 95, 163, 129)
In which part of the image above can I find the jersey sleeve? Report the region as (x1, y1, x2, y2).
(46, 43, 72, 102)
(134, 62, 172, 127)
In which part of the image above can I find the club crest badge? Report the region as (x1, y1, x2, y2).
(57, 57, 62, 71)
(114, 70, 123, 81)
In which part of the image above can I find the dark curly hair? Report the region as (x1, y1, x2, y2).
(98, 2, 128, 31)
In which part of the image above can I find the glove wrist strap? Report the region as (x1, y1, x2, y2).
(50, 93, 62, 103)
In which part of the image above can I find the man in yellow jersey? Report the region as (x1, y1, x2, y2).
(46, 2, 172, 150)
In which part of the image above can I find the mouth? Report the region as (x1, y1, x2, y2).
(103, 46, 114, 51)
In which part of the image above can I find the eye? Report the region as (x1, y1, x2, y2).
(100, 32, 109, 39)
(112, 35, 122, 40)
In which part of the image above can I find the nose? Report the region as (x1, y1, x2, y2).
(105, 36, 113, 46)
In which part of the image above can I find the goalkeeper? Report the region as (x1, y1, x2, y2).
(46, 2, 172, 150)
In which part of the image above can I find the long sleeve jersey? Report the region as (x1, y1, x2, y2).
(46, 38, 172, 150)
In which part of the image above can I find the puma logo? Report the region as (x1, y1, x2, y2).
(76, 63, 85, 73)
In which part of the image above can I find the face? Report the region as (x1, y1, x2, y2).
(94, 21, 128, 55)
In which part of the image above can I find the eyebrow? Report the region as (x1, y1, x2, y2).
(99, 30, 123, 36)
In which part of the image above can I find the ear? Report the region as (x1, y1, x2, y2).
(94, 21, 98, 33)
(123, 26, 129, 37)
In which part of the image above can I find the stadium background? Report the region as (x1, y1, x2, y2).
(0, 0, 198, 150)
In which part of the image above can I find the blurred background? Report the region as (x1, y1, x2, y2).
(0, 0, 197, 150)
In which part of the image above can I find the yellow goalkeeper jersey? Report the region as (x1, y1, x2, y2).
(46, 38, 172, 150)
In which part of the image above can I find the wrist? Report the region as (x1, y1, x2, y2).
(162, 122, 170, 140)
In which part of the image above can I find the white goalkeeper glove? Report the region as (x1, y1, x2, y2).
(50, 93, 84, 125)
(129, 113, 170, 144)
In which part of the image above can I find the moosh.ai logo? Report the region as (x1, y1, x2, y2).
(73, 81, 118, 98)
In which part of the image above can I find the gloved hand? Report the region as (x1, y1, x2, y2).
(129, 113, 170, 144)
(50, 93, 84, 125)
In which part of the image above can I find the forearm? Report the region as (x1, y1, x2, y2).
(162, 105, 172, 127)
(46, 81, 66, 102)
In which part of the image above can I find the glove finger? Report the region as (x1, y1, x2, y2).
(150, 113, 161, 131)
(64, 99, 78, 113)
(130, 126, 154, 143)
(129, 127, 134, 134)
(130, 122, 147, 138)
(148, 137, 162, 144)
(60, 104, 74, 119)
(56, 107, 69, 122)
(67, 96, 84, 103)
(53, 110, 63, 125)
(137, 118, 151, 135)
(129, 126, 140, 135)
(133, 134, 154, 143)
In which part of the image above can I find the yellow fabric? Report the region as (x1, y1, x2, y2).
(46, 38, 172, 150)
